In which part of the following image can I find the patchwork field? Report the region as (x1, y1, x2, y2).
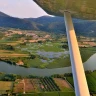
(39, 77, 60, 92)
(13, 77, 73, 94)
(13, 79, 36, 93)
(24, 79, 35, 93)
(0, 53, 28, 57)
(0, 40, 96, 69)
(0, 40, 71, 68)
(0, 81, 13, 94)
(0, 29, 96, 69)
(53, 78, 73, 91)
(13, 79, 25, 93)
(1, 72, 96, 95)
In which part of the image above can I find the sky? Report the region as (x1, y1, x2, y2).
(0, 0, 49, 18)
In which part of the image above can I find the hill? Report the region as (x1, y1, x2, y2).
(26, 16, 96, 36)
(0, 12, 36, 30)
(0, 11, 96, 36)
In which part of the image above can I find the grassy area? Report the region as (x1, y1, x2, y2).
(85, 71, 96, 93)
(47, 56, 70, 68)
(14, 41, 71, 68)
(86, 74, 96, 92)
(0, 41, 21, 46)
(1, 41, 96, 68)
(17, 42, 96, 68)
(0, 40, 96, 69)
(38, 42, 64, 52)
(66, 71, 96, 95)
(53, 78, 73, 91)
(66, 77, 74, 87)
(0, 40, 70, 68)
(18, 92, 75, 96)
(93, 94, 96, 96)
(24, 58, 44, 68)
(0, 31, 96, 69)
(80, 47, 96, 63)
(20, 42, 64, 52)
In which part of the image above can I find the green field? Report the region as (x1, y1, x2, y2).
(0, 40, 71, 68)
(0, 30, 96, 69)
(0, 40, 96, 68)
(9, 41, 96, 68)
(66, 71, 96, 95)
(1, 72, 96, 95)
(53, 78, 73, 91)
(80, 47, 96, 63)
(66, 77, 74, 88)
(18, 92, 75, 96)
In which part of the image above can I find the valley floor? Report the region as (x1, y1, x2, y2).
(0, 28, 96, 69)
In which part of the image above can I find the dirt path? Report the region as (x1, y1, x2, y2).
(22, 79, 26, 94)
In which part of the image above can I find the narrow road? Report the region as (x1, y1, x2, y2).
(23, 79, 26, 94)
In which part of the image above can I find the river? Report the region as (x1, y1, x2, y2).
(0, 53, 96, 76)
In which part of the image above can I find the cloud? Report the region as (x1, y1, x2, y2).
(0, 0, 48, 18)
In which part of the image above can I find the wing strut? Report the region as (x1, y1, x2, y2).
(64, 11, 90, 96)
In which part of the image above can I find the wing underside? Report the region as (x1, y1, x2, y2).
(33, 0, 96, 20)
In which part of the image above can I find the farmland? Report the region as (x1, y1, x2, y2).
(13, 78, 61, 93)
(86, 72, 96, 93)
(53, 78, 73, 91)
(18, 92, 75, 96)
(0, 28, 71, 68)
(66, 71, 96, 95)
(13, 79, 36, 93)
(0, 81, 13, 94)
(12, 77, 75, 96)
(39, 77, 60, 92)
(0, 28, 96, 69)
(1, 71, 96, 95)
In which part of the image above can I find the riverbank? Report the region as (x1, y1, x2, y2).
(0, 53, 96, 76)
(0, 47, 96, 69)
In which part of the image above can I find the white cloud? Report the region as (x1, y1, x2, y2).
(0, 0, 49, 18)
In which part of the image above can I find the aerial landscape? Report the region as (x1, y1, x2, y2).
(0, 0, 96, 96)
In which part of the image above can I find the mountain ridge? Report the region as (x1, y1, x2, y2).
(0, 11, 96, 36)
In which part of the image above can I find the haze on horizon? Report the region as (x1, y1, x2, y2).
(0, 0, 51, 18)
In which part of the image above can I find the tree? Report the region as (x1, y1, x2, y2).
(30, 54, 36, 59)
(62, 44, 68, 49)
(38, 40, 42, 43)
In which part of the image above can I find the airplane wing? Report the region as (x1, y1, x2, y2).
(33, 0, 96, 20)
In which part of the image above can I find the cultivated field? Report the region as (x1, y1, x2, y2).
(53, 78, 73, 91)
(0, 29, 96, 69)
(17, 92, 75, 96)
(0, 81, 13, 94)
(39, 77, 60, 92)
(66, 71, 96, 94)
(13, 79, 25, 93)
(0, 53, 28, 57)
(24, 79, 35, 93)
(13, 79, 37, 93)
(13, 78, 61, 94)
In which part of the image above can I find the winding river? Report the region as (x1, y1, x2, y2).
(0, 53, 96, 76)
